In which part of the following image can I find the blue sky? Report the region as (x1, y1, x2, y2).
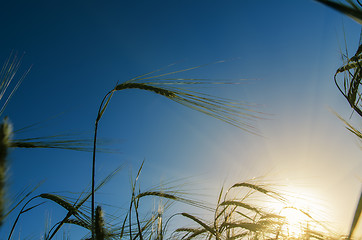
(1, 0, 362, 238)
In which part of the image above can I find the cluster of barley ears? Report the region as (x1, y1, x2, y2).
(6, 161, 335, 239)
(168, 179, 338, 240)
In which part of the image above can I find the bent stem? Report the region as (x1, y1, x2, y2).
(90, 63, 262, 239)
(91, 90, 114, 238)
(8, 196, 40, 240)
(91, 85, 174, 238)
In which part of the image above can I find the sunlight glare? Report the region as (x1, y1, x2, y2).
(267, 182, 331, 239)
(280, 207, 310, 238)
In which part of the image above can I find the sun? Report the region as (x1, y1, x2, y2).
(279, 206, 311, 238)
(272, 186, 330, 239)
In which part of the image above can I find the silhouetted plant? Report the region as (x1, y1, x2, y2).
(316, 1, 362, 239)
(90, 61, 264, 239)
(170, 181, 336, 240)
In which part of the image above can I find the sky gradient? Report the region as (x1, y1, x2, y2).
(1, 0, 362, 238)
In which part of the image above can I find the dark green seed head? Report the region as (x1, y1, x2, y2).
(95, 205, 105, 240)
(115, 83, 176, 98)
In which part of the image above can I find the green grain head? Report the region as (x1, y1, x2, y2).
(0, 117, 12, 226)
(95, 205, 105, 240)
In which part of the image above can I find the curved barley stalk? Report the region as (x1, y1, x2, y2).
(46, 166, 122, 240)
(7, 167, 121, 240)
(90, 62, 265, 238)
(180, 213, 217, 238)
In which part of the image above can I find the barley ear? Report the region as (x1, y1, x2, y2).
(114, 82, 176, 98)
(0, 117, 12, 226)
(315, 0, 362, 25)
(95, 205, 105, 240)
